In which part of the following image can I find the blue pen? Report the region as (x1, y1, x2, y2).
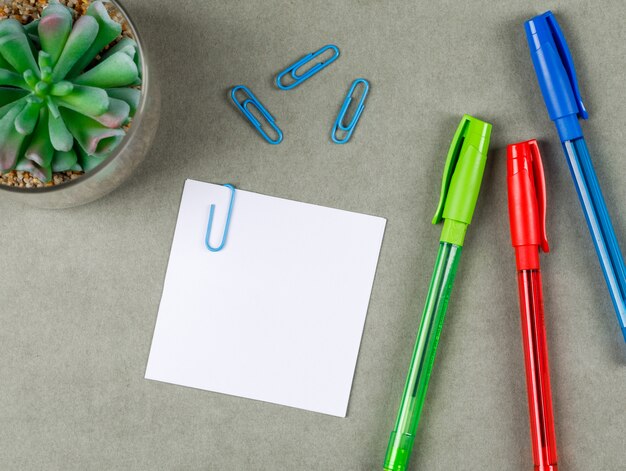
(525, 11, 626, 342)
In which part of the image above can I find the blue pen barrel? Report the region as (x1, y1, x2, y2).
(563, 138, 626, 341)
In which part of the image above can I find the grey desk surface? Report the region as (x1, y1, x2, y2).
(1, 1, 625, 470)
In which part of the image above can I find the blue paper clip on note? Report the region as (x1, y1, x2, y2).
(331, 79, 370, 144)
(276, 45, 340, 90)
(205, 184, 236, 252)
(231, 86, 283, 144)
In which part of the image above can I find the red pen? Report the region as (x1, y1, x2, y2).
(507, 140, 559, 471)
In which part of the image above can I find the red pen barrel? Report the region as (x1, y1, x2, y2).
(517, 269, 558, 471)
(508, 141, 559, 470)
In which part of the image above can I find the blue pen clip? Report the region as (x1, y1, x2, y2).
(276, 45, 340, 90)
(205, 184, 236, 252)
(231, 86, 283, 144)
(331, 79, 370, 144)
(525, 11, 588, 142)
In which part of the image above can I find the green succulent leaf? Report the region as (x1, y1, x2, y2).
(52, 148, 78, 172)
(81, 155, 108, 172)
(46, 96, 61, 119)
(103, 38, 136, 60)
(0, 18, 41, 67)
(15, 156, 32, 171)
(14, 97, 42, 135)
(88, 97, 130, 128)
(48, 112, 73, 152)
(1, 17, 38, 53)
(1, 19, 33, 61)
(15, 158, 52, 182)
(0, 18, 26, 39)
(48, 109, 73, 152)
(55, 84, 109, 117)
(0, 68, 29, 89)
(102, 38, 141, 83)
(105, 87, 140, 116)
(73, 51, 138, 89)
(67, 1, 122, 78)
(35, 165, 53, 182)
(38, 4, 72, 65)
(38, 50, 52, 70)
(25, 108, 55, 170)
(0, 54, 14, 72)
(76, 145, 109, 172)
(24, 20, 41, 51)
(62, 108, 125, 158)
(50, 80, 74, 96)
(51, 15, 98, 82)
(0, 33, 40, 75)
(0, 92, 28, 116)
(23, 18, 39, 36)
(22, 69, 38, 88)
(38, 51, 54, 82)
(41, 67, 53, 83)
(0, 101, 28, 170)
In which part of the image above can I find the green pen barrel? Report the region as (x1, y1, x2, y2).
(384, 242, 462, 471)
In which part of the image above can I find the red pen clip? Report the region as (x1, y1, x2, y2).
(507, 140, 549, 269)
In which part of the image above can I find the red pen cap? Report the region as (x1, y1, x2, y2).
(507, 139, 549, 270)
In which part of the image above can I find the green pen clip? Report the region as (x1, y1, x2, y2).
(432, 114, 492, 246)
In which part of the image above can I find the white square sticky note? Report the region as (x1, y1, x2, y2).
(146, 180, 386, 417)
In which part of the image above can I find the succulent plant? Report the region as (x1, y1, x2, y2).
(0, 0, 141, 182)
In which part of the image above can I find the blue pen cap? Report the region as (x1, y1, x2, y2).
(525, 11, 588, 142)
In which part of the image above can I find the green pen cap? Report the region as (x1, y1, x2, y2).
(432, 114, 492, 246)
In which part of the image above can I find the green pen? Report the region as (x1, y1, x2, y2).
(383, 115, 492, 471)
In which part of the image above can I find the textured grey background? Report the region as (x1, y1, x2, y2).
(1, 1, 625, 470)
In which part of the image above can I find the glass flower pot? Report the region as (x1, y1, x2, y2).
(0, 0, 160, 209)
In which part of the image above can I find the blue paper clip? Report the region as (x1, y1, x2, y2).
(276, 45, 340, 90)
(231, 86, 283, 144)
(331, 79, 370, 144)
(205, 184, 236, 252)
